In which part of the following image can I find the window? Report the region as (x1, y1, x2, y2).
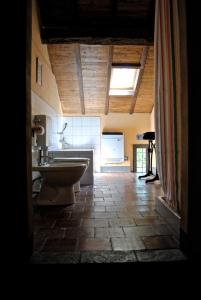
(109, 67, 140, 96)
(133, 144, 148, 173)
(136, 148, 147, 173)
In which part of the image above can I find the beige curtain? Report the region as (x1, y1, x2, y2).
(154, 0, 188, 214)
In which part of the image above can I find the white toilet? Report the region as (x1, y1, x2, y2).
(52, 157, 90, 192)
(32, 162, 88, 206)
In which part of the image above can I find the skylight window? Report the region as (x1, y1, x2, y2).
(109, 67, 140, 96)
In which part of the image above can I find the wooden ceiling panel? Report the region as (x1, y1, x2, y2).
(83, 90, 106, 98)
(80, 45, 109, 63)
(109, 96, 132, 113)
(113, 45, 144, 63)
(50, 72, 77, 81)
(82, 70, 108, 77)
(82, 78, 107, 88)
(48, 45, 76, 64)
(48, 43, 154, 114)
(134, 102, 153, 113)
(80, 45, 109, 114)
(60, 96, 80, 102)
(134, 46, 154, 113)
(61, 101, 82, 113)
(81, 62, 108, 72)
(48, 44, 82, 112)
(51, 64, 77, 74)
(56, 80, 80, 89)
(85, 102, 105, 109)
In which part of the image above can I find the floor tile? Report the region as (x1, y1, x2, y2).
(33, 173, 180, 259)
(65, 227, 95, 238)
(30, 252, 81, 264)
(81, 218, 109, 227)
(123, 225, 156, 238)
(81, 251, 137, 263)
(134, 216, 166, 226)
(142, 236, 179, 249)
(54, 219, 81, 228)
(95, 227, 125, 238)
(109, 218, 136, 227)
(42, 238, 77, 252)
(78, 238, 112, 251)
(136, 249, 187, 261)
(111, 238, 145, 251)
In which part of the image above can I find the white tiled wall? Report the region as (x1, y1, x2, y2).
(62, 116, 101, 172)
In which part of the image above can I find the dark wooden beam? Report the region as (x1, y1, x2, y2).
(40, 18, 153, 45)
(112, 63, 141, 68)
(111, 0, 118, 17)
(105, 46, 113, 115)
(37, 0, 155, 44)
(129, 46, 149, 114)
(41, 35, 152, 45)
(75, 44, 85, 115)
(40, 16, 150, 28)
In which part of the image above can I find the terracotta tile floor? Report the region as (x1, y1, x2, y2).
(32, 173, 181, 260)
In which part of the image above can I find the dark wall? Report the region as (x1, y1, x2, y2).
(181, 0, 201, 257)
(9, 0, 33, 263)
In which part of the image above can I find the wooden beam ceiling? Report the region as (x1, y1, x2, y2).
(48, 44, 154, 115)
(129, 46, 149, 114)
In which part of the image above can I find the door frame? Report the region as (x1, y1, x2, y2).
(18, 0, 198, 260)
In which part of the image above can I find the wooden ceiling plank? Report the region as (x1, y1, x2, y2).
(104, 45, 113, 115)
(75, 44, 85, 115)
(129, 46, 149, 114)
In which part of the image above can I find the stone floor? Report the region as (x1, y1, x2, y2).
(31, 173, 187, 263)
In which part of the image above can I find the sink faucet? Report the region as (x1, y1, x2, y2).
(38, 149, 53, 166)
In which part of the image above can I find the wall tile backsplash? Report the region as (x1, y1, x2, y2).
(62, 116, 101, 172)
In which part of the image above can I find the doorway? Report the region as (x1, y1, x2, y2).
(21, 0, 192, 262)
(133, 144, 148, 173)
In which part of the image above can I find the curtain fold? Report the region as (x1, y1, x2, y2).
(154, 0, 188, 214)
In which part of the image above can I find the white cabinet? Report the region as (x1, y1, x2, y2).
(101, 133, 124, 163)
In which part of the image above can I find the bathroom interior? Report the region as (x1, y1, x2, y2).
(30, 0, 186, 263)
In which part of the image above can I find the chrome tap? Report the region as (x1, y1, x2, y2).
(38, 148, 53, 166)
